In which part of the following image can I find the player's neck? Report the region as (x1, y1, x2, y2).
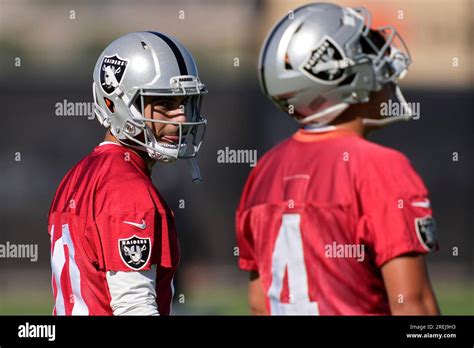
(330, 117, 367, 138)
(103, 130, 121, 145)
(103, 131, 156, 172)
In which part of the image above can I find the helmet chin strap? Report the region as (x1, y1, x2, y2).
(362, 85, 412, 126)
(303, 124, 337, 132)
(143, 127, 180, 162)
(187, 158, 202, 183)
(298, 103, 349, 125)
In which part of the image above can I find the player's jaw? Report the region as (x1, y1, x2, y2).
(143, 96, 187, 144)
(149, 115, 186, 145)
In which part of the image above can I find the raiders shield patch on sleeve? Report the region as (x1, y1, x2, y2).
(415, 216, 437, 252)
(118, 235, 151, 270)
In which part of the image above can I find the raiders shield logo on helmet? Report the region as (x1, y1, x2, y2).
(300, 36, 345, 83)
(100, 54, 129, 95)
(415, 216, 437, 252)
(118, 235, 151, 270)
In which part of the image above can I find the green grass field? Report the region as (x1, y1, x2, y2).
(433, 280, 474, 315)
(0, 279, 472, 315)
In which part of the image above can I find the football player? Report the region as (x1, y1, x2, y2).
(236, 4, 440, 315)
(48, 31, 207, 315)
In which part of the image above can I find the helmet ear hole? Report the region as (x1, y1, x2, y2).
(104, 97, 115, 113)
(284, 53, 293, 70)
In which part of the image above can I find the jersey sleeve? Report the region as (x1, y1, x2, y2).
(236, 169, 259, 272)
(357, 149, 438, 268)
(106, 265, 159, 315)
(94, 175, 165, 272)
(236, 209, 258, 271)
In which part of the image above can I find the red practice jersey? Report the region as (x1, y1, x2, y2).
(236, 129, 437, 315)
(48, 143, 180, 315)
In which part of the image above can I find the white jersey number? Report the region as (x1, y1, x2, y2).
(50, 224, 89, 315)
(267, 214, 319, 315)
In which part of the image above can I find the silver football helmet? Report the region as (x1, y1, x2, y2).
(259, 3, 412, 127)
(93, 31, 207, 179)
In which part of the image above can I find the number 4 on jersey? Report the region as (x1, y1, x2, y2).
(268, 214, 319, 315)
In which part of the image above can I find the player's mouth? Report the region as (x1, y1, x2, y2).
(161, 135, 180, 144)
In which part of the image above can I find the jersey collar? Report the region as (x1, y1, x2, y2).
(96, 142, 150, 175)
(292, 127, 362, 143)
